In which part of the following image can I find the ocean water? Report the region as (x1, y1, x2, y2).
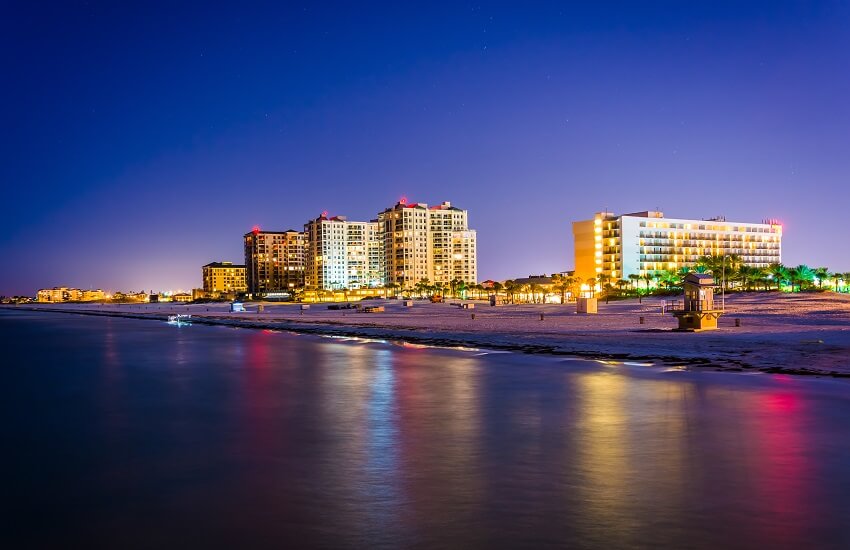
(3, 309, 849, 549)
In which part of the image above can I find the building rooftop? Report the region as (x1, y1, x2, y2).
(204, 262, 246, 268)
(244, 228, 302, 236)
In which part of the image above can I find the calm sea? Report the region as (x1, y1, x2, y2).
(3, 309, 849, 549)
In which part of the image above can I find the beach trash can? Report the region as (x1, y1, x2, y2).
(301, 304, 310, 311)
(403, 300, 413, 307)
(257, 304, 264, 313)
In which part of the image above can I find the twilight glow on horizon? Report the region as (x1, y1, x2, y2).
(3, 2, 850, 295)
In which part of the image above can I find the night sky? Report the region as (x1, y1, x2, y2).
(3, 2, 849, 295)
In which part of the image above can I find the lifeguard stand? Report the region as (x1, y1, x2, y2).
(668, 273, 723, 331)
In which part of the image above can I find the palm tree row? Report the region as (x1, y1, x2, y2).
(304, 261, 848, 304)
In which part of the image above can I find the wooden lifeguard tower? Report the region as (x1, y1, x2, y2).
(667, 273, 723, 331)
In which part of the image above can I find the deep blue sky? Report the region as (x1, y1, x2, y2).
(3, 1, 849, 295)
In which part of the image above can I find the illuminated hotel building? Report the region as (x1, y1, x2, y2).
(304, 214, 384, 290)
(202, 261, 247, 294)
(243, 229, 306, 295)
(378, 199, 477, 289)
(36, 288, 105, 302)
(572, 211, 782, 281)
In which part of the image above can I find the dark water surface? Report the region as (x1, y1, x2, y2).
(4, 309, 850, 549)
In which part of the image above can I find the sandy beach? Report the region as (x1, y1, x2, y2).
(9, 292, 850, 376)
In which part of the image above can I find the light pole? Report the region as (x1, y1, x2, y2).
(721, 255, 726, 312)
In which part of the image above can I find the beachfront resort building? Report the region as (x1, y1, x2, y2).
(202, 261, 247, 295)
(36, 287, 105, 302)
(243, 228, 306, 296)
(572, 211, 782, 281)
(304, 214, 384, 290)
(378, 199, 477, 289)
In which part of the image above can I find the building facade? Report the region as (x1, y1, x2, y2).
(572, 211, 783, 281)
(304, 214, 384, 290)
(243, 229, 306, 295)
(427, 201, 477, 285)
(37, 287, 104, 302)
(378, 199, 477, 289)
(202, 261, 247, 294)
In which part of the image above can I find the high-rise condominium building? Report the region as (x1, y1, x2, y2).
(202, 261, 247, 294)
(378, 199, 477, 289)
(573, 211, 782, 281)
(243, 229, 306, 295)
(304, 214, 384, 290)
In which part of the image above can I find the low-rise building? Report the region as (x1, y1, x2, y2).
(36, 287, 104, 302)
(202, 261, 247, 294)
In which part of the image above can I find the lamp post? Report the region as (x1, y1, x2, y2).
(721, 255, 726, 312)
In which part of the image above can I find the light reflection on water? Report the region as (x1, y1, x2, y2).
(3, 309, 850, 549)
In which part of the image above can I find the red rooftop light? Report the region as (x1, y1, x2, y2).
(252, 225, 260, 234)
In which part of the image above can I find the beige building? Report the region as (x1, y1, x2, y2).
(428, 201, 477, 286)
(304, 214, 384, 290)
(378, 199, 477, 289)
(81, 289, 105, 301)
(37, 287, 104, 302)
(243, 229, 306, 295)
(202, 261, 247, 294)
(572, 211, 783, 281)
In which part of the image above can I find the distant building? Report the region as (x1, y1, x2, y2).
(202, 261, 247, 294)
(172, 293, 193, 303)
(377, 199, 477, 289)
(572, 211, 783, 281)
(37, 288, 69, 303)
(304, 214, 384, 290)
(37, 287, 104, 302)
(243, 228, 306, 295)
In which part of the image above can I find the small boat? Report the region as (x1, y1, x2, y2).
(167, 314, 192, 325)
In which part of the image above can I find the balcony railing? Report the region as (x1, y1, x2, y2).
(665, 299, 716, 313)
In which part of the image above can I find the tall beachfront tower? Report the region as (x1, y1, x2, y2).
(378, 199, 477, 290)
(243, 228, 306, 296)
(572, 211, 782, 281)
(304, 214, 384, 290)
(427, 201, 477, 286)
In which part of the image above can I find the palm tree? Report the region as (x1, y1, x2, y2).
(504, 280, 518, 304)
(552, 275, 571, 304)
(768, 263, 789, 290)
(492, 281, 504, 302)
(789, 265, 815, 292)
(385, 282, 399, 298)
(586, 278, 597, 298)
(597, 273, 611, 303)
(628, 273, 641, 293)
(642, 273, 654, 296)
(813, 267, 830, 289)
(529, 283, 543, 304)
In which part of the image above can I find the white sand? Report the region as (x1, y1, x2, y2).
(13, 292, 850, 375)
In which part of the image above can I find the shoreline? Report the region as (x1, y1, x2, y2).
(5, 298, 850, 378)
